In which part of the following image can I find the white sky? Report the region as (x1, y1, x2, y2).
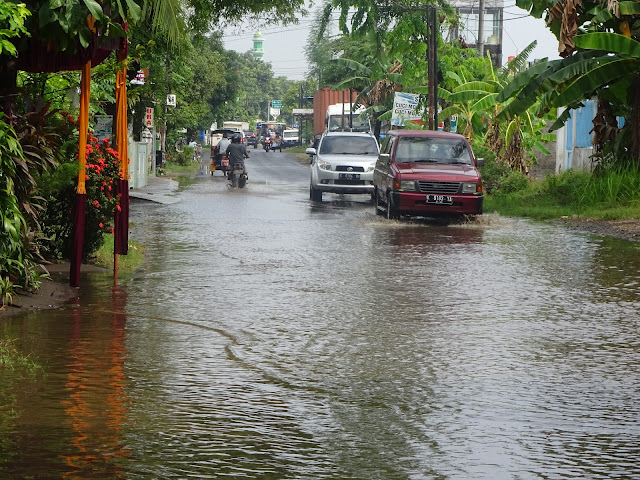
(222, 2, 561, 81)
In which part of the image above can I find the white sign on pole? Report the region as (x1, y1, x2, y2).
(391, 92, 425, 127)
(167, 94, 176, 107)
(269, 107, 280, 119)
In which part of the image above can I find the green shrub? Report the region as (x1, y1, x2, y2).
(540, 169, 591, 205)
(171, 145, 195, 166)
(479, 155, 511, 193)
(498, 170, 530, 194)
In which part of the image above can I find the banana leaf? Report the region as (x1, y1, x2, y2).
(574, 33, 640, 57)
(470, 93, 498, 113)
(438, 87, 452, 100)
(449, 90, 489, 103)
(619, 1, 640, 15)
(553, 58, 638, 107)
(330, 57, 373, 76)
(496, 59, 558, 103)
(548, 106, 575, 132)
(453, 81, 495, 94)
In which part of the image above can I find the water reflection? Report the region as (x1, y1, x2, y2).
(0, 285, 131, 479)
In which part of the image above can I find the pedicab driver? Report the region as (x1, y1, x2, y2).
(225, 133, 249, 177)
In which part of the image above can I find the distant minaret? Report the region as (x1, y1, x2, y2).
(252, 32, 264, 59)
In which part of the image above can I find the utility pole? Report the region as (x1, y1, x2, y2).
(298, 84, 303, 146)
(427, 5, 438, 130)
(478, 0, 485, 59)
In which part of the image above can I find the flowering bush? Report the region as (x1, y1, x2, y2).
(83, 135, 121, 252)
(39, 113, 123, 260)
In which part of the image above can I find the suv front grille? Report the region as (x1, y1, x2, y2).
(335, 166, 365, 172)
(418, 181, 460, 194)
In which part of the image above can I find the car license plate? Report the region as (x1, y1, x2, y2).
(427, 194, 453, 205)
(339, 173, 360, 180)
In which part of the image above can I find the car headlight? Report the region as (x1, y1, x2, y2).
(317, 159, 331, 170)
(399, 180, 417, 191)
(366, 163, 375, 172)
(462, 182, 479, 193)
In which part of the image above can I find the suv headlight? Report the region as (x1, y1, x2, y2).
(317, 159, 331, 170)
(462, 182, 479, 193)
(399, 180, 417, 191)
(366, 163, 375, 172)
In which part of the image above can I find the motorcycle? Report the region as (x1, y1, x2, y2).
(229, 162, 247, 189)
(263, 136, 271, 152)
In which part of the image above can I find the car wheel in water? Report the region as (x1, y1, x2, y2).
(375, 190, 384, 215)
(386, 193, 397, 219)
(310, 183, 322, 202)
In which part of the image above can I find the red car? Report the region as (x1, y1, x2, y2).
(373, 130, 484, 219)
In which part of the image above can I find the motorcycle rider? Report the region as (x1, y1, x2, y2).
(225, 133, 249, 178)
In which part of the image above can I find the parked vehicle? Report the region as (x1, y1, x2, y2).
(282, 129, 299, 148)
(229, 162, 247, 189)
(306, 131, 380, 202)
(373, 130, 484, 219)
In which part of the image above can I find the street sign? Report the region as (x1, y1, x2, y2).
(272, 100, 282, 109)
(167, 94, 176, 107)
(144, 107, 154, 128)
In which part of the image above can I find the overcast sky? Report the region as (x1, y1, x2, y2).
(223, 2, 561, 81)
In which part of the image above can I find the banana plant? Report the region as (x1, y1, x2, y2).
(330, 56, 404, 137)
(436, 41, 555, 172)
(497, 32, 640, 160)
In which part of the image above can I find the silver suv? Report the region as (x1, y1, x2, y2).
(307, 132, 379, 202)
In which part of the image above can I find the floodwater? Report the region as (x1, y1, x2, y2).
(1, 149, 639, 479)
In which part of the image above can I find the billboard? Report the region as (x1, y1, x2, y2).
(391, 92, 425, 127)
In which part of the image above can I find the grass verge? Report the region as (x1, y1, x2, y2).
(161, 160, 201, 175)
(482, 166, 640, 221)
(90, 237, 146, 274)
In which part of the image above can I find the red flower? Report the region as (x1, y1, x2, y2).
(99, 223, 104, 228)
(116, 205, 122, 212)
(92, 200, 100, 208)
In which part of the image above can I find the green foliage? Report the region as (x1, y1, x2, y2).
(498, 170, 530, 193)
(21, 0, 140, 54)
(486, 167, 640, 220)
(0, 117, 36, 293)
(39, 118, 121, 261)
(170, 145, 195, 166)
(0, 276, 19, 307)
(0, 2, 30, 56)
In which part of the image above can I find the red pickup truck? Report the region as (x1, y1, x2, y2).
(373, 130, 484, 219)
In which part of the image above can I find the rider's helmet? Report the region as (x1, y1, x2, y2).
(232, 133, 242, 143)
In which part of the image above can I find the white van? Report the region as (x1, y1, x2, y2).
(282, 129, 299, 148)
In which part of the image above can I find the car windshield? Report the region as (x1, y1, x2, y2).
(328, 116, 370, 132)
(319, 136, 378, 155)
(394, 137, 472, 164)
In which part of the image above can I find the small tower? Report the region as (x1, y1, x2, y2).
(252, 32, 265, 59)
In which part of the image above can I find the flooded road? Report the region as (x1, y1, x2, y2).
(2, 148, 640, 479)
